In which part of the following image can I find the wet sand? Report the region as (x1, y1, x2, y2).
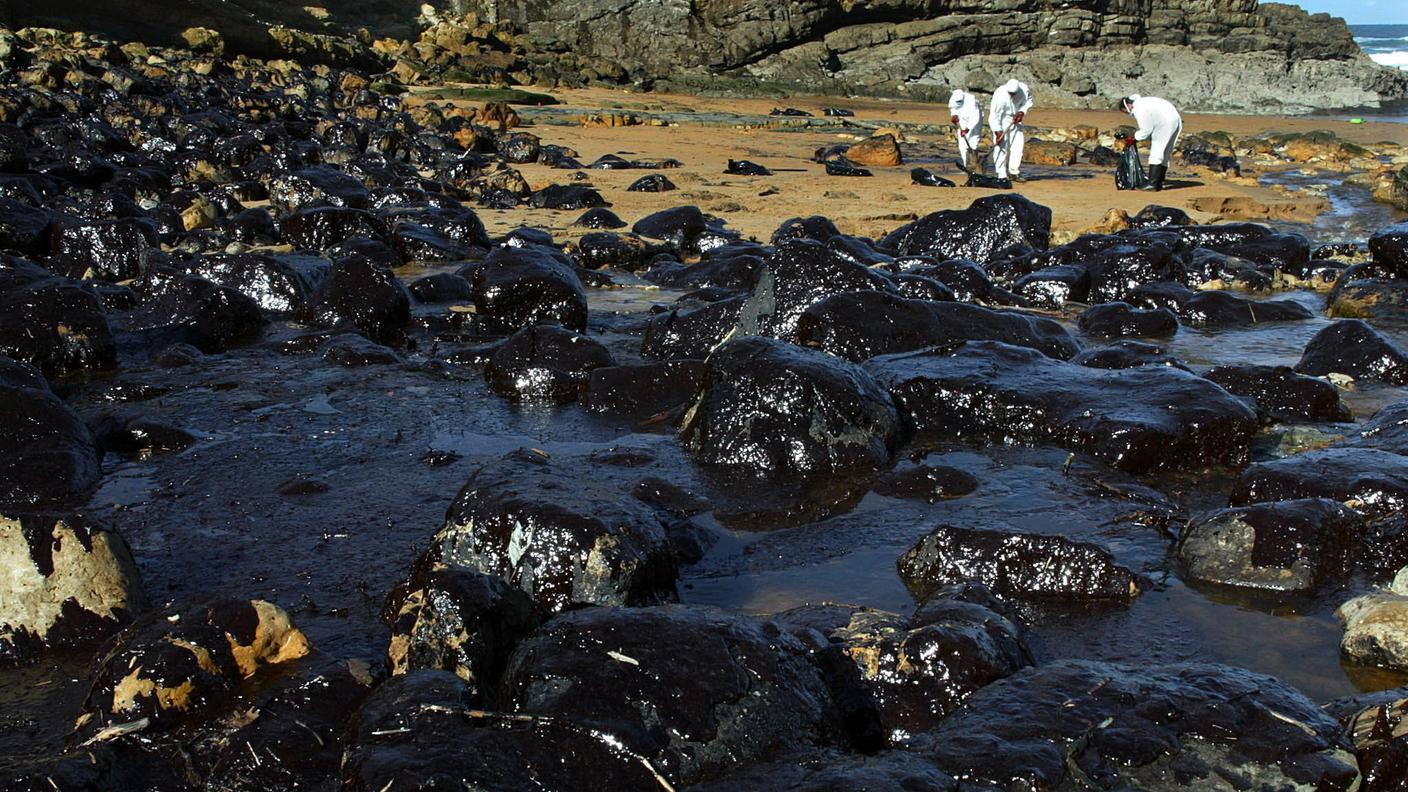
(426, 86, 1408, 243)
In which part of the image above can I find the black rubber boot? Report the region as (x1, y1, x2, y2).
(1143, 164, 1167, 191)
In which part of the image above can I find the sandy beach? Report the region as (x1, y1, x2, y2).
(435, 87, 1408, 244)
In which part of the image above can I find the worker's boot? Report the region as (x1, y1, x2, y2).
(1142, 164, 1166, 192)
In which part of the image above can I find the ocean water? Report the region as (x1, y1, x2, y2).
(1353, 23, 1408, 70)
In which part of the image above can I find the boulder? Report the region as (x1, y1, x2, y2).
(1368, 221, 1408, 279)
(0, 266, 115, 376)
(469, 246, 587, 332)
(184, 252, 329, 315)
(772, 216, 841, 245)
(736, 238, 897, 342)
(267, 166, 370, 214)
(866, 341, 1257, 473)
(76, 598, 310, 734)
(502, 604, 846, 786)
(777, 586, 1030, 745)
(529, 184, 608, 210)
(0, 512, 145, 661)
(0, 360, 102, 509)
(298, 257, 410, 344)
(845, 134, 902, 167)
(1083, 243, 1182, 304)
(640, 297, 745, 359)
(919, 660, 1358, 790)
(343, 670, 664, 792)
(1203, 364, 1350, 424)
(1076, 301, 1178, 338)
(633, 205, 737, 254)
(898, 525, 1141, 602)
(48, 217, 158, 281)
(1338, 568, 1408, 672)
(386, 568, 543, 704)
(431, 452, 678, 613)
(796, 291, 1079, 362)
(582, 360, 709, 418)
(1071, 339, 1187, 370)
(681, 336, 903, 479)
(483, 324, 613, 403)
(881, 195, 1051, 264)
(1178, 499, 1365, 592)
(1231, 447, 1408, 519)
(1295, 319, 1408, 385)
(574, 207, 626, 229)
(129, 269, 266, 353)
(280, 207, 388, 251)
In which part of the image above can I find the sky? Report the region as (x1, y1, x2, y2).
(1288, 0, 1405, 25)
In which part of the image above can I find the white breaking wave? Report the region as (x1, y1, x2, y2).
(1370, 50, 1408, 69)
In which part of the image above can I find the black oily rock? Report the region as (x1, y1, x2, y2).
(483, 324, 613, 403)
(1175, 221, 1273, 249)
(882, 194, 1051, 263)
(497, 132, 541, 164)
(1083, 243, 1182, 304)
(681, 335, 903, 479)
(1219, 231, 1311, 272)
(281, 206, 388, 251)
(1012, 264, 1090, 309)
(825, 159, 872, 176)
(639, 296, 745, 359)
(0, 197, 55, 255)
(266, 166, 369, 214)
(343, 670, 665, 792)
(772, 215, 841, 245)
(1070, 340, 1189, 370)
(431, 453, 678, 613)
(76, 598, 309, 734)
(872, 464, 979, 502)
(736, 237, 896, 342)
(639, 248, 763, 291)
(48, 216, 158, 281)
(1295, 319, 1408, 385)
(1129, 284, 1314, 328)
(626, 173, 676, 192)
(917, 660, 1358, 791)
(529, 184, 607, 210)
(898, 525, 1141, 602)
(389, 221, 480, 263)
(1077, 301, 1178, 338)
(796, 291, 1079, 362)
(1230, 447, 1408, 519)
(1203, 364, 1351, 424)
(502, 227, 555, 249)
(583, 360, 709, 418)
(1178, 498, 1364, 592)
(573, 206, 626, 229)
(0, 511, 145, 662)
(905, 259, 1020, 305)
(866, 341, 1257, 474)
(1368, 220, 1408, 278)
(726, 159, 772, 176)
(633, 205, 734, 253)
(574, 231, 651, 270)
(130, 270, 267, 353)
(688, 749, 956, 792)
(911, 167, 956, 187)
(1343, 697, 1408, 792)
(0, 359, 100, 509)
(1129, 204, 1191, 228)
(386, 568, 543, 705)
(894, 274, 958, 301)
(501, 604, 846, 786)
(470, 245, 588, 332)
(776, 591, 1030, 746)
(1348, 400, 1408, 455)
(183, 252, 329, 314)
(322, 333, 404, 367)
(408, 272, 473, 303)
(297, 257, 410, 345)
(221, 207, 279, 245)
(93, 416, 197, 455)
(0, 267, 115, 376)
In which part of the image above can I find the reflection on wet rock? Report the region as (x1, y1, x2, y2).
(1179, 499, 1365, 592)
(1203, 364, 1351, 424)
(483, 324, 612, 403)
(0, 358, 102, 508)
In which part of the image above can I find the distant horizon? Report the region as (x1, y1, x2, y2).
(1287, 1, 1405, 26)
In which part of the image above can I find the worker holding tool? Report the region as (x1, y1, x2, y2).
(988, 79, 1033, 182)
(948, 89, 984, 173)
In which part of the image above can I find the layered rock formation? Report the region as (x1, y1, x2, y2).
(473, 0, 1405, 112)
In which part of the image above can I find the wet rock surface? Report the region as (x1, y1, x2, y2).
(431, 453, 678, 613)
(501, 604, 847, 786)
(0, 361, 102, 509)
(866, 341, 1258, 473)
(917, 660, 1359, 791)
(1297, 319, 1408, 385)
(882, 194, 1051, 263)
(483, 324, 612, 403)
(899, 525, 1143, 602)
(1339, 569, 1408, 673)
(1203, 364, 1351, 424)
(681, 336, 903, 480)
(1179, 499, 1367, 592)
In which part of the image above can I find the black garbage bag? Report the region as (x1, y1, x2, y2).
(1116, 146, 1148, 190)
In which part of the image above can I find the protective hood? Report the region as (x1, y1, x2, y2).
(1003, 79, 1022, 94)
(949, 89, 965, 107)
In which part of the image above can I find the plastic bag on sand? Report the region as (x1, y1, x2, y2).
(1116, 146, 1147, 191)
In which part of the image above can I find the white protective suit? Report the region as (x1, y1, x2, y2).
(1128, 94, 1182, 166)
(988, 79, 1033, 179)
(947, 89, 983, 167)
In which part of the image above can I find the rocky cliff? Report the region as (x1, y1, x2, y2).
(473, 0, 1406, 112)
(4, 0, 1403, 112)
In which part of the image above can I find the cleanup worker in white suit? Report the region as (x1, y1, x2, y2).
(988, 79, 1032, 181)
(947, 89, 983, 172)
(1120, 94, 1182, 191)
